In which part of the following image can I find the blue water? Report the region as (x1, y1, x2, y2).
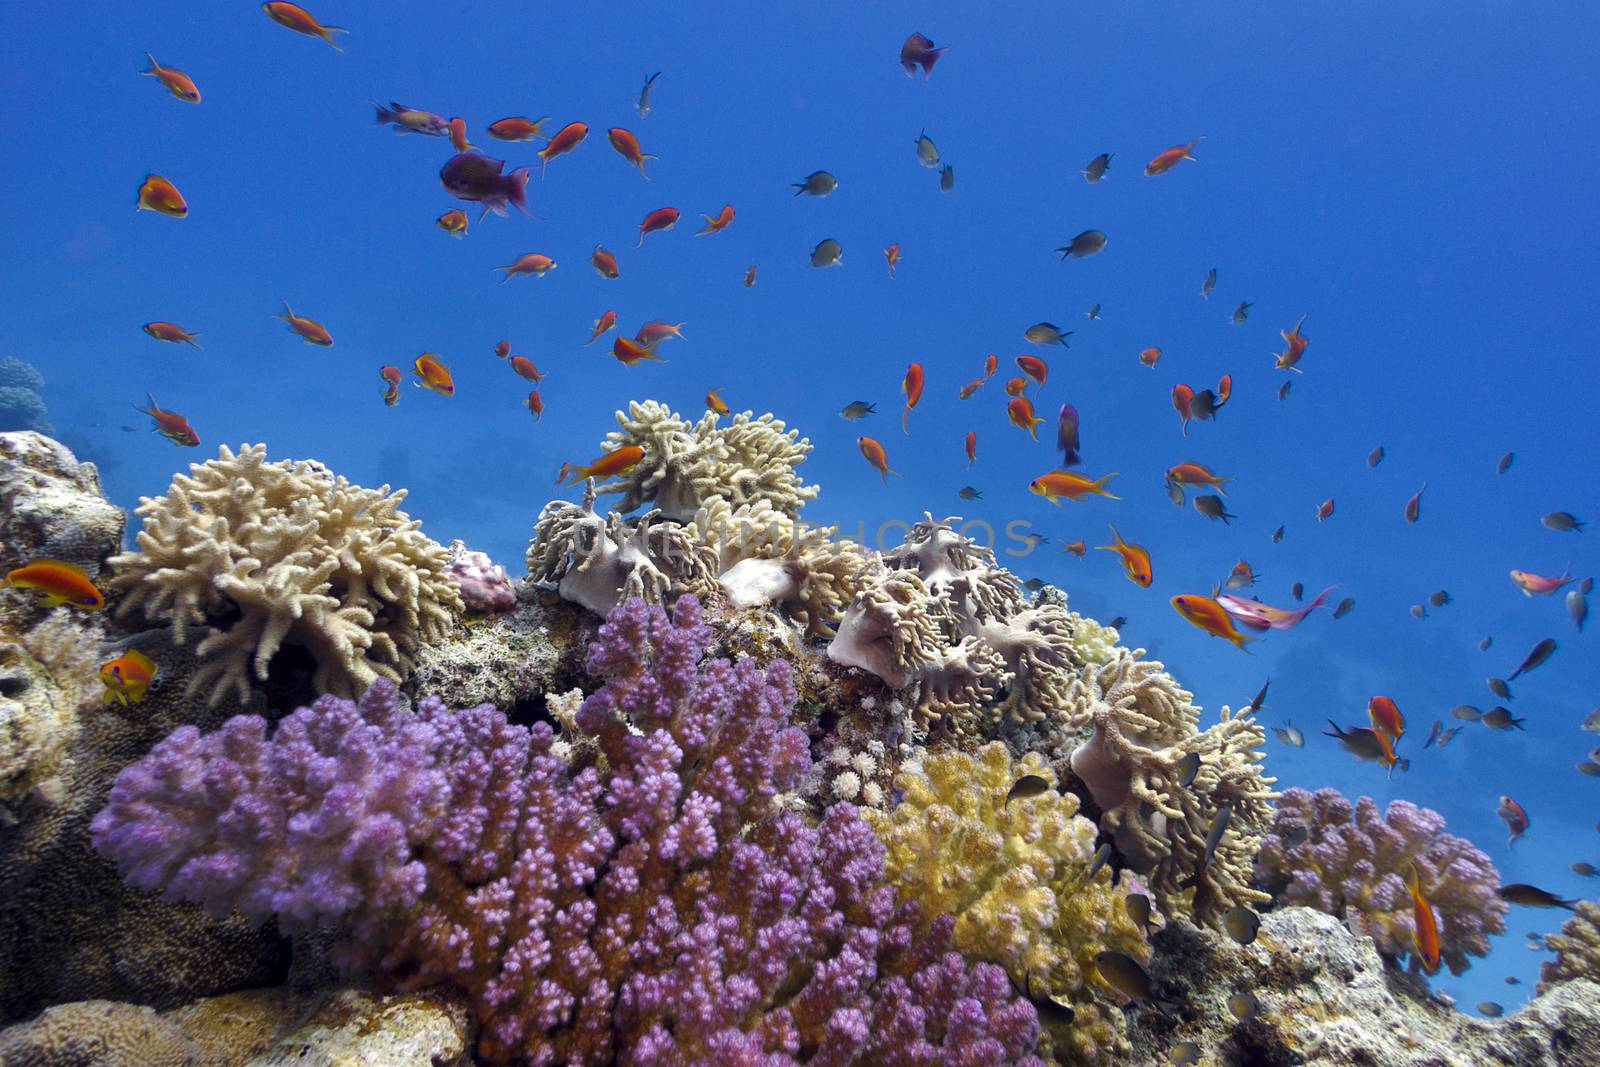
(4, 0, 1597, 1016)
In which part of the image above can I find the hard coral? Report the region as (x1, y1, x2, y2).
(107, 444, 462, 705)
(1540, 900, 1600, 993)
(866, 743, 1149, 1065)
(1254, 787, 1507, 976)
(92, 596, 1041, 1066)
(443, 541, 517, 614)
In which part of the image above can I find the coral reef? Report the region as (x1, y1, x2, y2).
(1539, 899, 1600, 993)
(107, 444, 462, 705)
(90, 596, 1041, 1065)
(1253, 787, 1507, 976)
(443, 541, 516, 614)
(0, 639, 78, 814)
(0, 357, 50, 436)
(0, 431, 124, 576)
(866, 743, 1150, 1064)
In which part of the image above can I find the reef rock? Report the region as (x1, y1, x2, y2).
(0, 432, 124, 576)
(244, 987, 473, 1067)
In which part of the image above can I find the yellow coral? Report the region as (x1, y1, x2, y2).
(1540, 900, 1600, 993)
(866, 743, 1151, 1065)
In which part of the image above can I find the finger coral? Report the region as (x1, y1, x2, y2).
(106, 444, 462, 705)
(1253, 787, 1507, 976)
(1539, 900, 1600, 993)
(866, 742, 1150, 1065)
(91, 595, 1042, 1065)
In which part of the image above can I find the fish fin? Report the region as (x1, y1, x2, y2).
(143, 52, 159, 74)
(318, 25, 347, 51)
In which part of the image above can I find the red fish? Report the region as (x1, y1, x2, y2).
(743, 263, 757, 288)
(902, 362, 924, 433)
(606, 127, 656, 178)
(634, 321, 686, 345)
(591, 245, 620, 279)
(1171, 594, 1254, 651)
(142, 322, 201, 347)
(1405, 483, 1425, 524)
(1099, 524, 1152, 587)
(1406, 865, 1441, 974)
(524, 390, 543, 420)
(558, 445, 645, 485)
(379, 365, 402, 407)
(1166, 462, 1232, 495)
(637, 207, 680, 246)
(494, 339, 511, 359)
(1215, 373, 1232, 406)
(964, 431, 976, 468)
(1056, 403, 1082, 467)
(412, 353, 454, 396)
(984, 353, 998, 378)
(1005, 376, 1028, 397)
(697, 205, 735, 235)
(613, 335, 665, 366)
(899, 32, 947, 80)
(4, 559, 104, 610)
(1029, 470, 1119, 503)
(1498, 795, 1529, 846)
(1008, 396, 1044, 439)
(262, 2, 346, 50)
(142, 53, 200, 103)
(958, 376, 987, 400)
(1016, 355, 1048, 390)
(509, 355, 545, 382)
(1275, 315, 1309, 371)
(1172, 384, 1194, 435)
(436, 209, 468, 237)
(1144, 136, 1204, 176)
(134, 393, 200, 446)
(487, 116, 550, 142)
(538, 121, 589, 177)
(858, 436, 896, 481)
(448, 117, 473, 153)
(1315, 498, 1335, 522)
(1510, 567, 1575, 597)
(885, 243, 900, 277)
(496, 253, 556, 281)
(706, 389, 729, 417)
(585, 311, 617, 346)
(1215, 587, 1336, 632)
(1368, 696, 1405, 741)
(136, 174, 187, 217)
(1139, 346, 1161, 368)
(1064, 540, 1087, 558)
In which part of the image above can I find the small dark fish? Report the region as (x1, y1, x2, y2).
(1272, 721, 1305, 747)
(839, 401, 876, 420)
(1542, 512, 1584, 532)
(1024, 322, 1072, 347)
(1487, 677, 1512, 699)
(1171, 1041, 1201, 1066)
(1201, 805, 1231, 870)
(1577, 761, 1600, 777)
(1109, 616, 1127, 629)
(1088, 842, 1112, 880)
(1277, 380, 1292, 401)
(1230, 301, 1252, 325)
(120, 425, 137, 432)
(1094, 951, 1160, 1007)
(1083, 153, 1112, 183)
(1017, 532, 1049, 550)
(1019, 973, 1076, 1027)
(810, 238, 843, 268)
(1506, 637, 1556, 680)
(1477, 1002, 1504, 1019)
(1324, 721, 1390, 763)
(1056, 230, 1108, 259)
(1023, 578, 1045, 592)
(1450, 705, 1484, 722)
(1246, 678, 1270, 714)
(1006, 774, 1052, 806)
(1223, 905, 1260, 946)
(1428, 590, 1452, 608)
(1581, 707, 1600, 733)
(1281, 825, 1310, 849)
(958, 486, 983, 500)
(1583, 578, 1595, 595)
(1506, 976, 1523, 984)
(1227, 992, 1260, 1022)
(635, 71, 662, 118)
(1405, 483, 1426, 524)
(939, 164, 954, 191)
(1498, 884, 1577, 910)
(1195, 494, 1235, 523)
(1423, 720, 1443, 748)
(1291, 582, 1304, 601)
(1482, 707, 1525, 731)
(1200, 267, 1217, 299)
(1479, 635, 1493, 652)
(1087, 303, 1102, 320)
(1410, 604, 1427, 619)
(1188, 389, 1220, 421)
(1567, 589, 1587, 631)
(793, 170, 838, 197)
(1497, 452, 1514, 474)
(1572, 862, 1598, 877)
(1178, 752, 1202, 788)
(1126, 892, 1151, 934)
(1272, 525, 1285, 544)
(1367, 446, 1385, 468)
(914, 129, 940, 168)
(1333, 597, 1355, 619)
(1437, 726, 1462, 748)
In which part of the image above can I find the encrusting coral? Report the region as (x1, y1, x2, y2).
(1253, 787, 1507, 976)
(866, 743, 1151, 1065)
(107, 444, 462, 705)
(1540, 900, 1600, 993)
(443, 541, 516, 614)
(90, 595, 1043, 1065)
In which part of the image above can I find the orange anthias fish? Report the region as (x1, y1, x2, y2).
(984, 353, 998, 378)
(697, 205, 735, 235)
(1144, 136, 1204, 176)
(524, 390, 543, 420)
(5, 559, 105, 610)
(1216, 373, 1233, 406)
(857, 436, 896, 482)
(1016, 355, 1048, 390)
(706, 388, 730, 417)
(964, 431, 976, 468)
(1064, 540, 1087, 558)
(1171, 594, 1254, 651)
(436, 209, 468, 238)
(509, 355, 545, 382)
(1029, 470, 1119, 503)
(1371, 725, 1403, 778)
(135, 393, 200, 446)
(494, 339, 511, 359)
(136, 174, 187, 217)
(1140, 347, 1161, 369)
(1510, 567, 1575, 597)
(1008, 396, 1045, 439)
(743, 263, 757, 288)
(613, 335, 666, 366)
(634, 321, 686, 345)
(275, 301, 333, 345)
(606, 127, 656, 178)
(1275, 315, 1309, 371)
(558, 445, 646, 486)
(142, 54, 200, 103)
(262, 2, 347, 50)
(488, 116, 550, 142)
(142, 321, 201, 347)
(412, 353, 454, 396)
(100, 648, 159, 705)
(1098, 524, 1152, 587)
(637, 207, 681, 246)
(899, 32, 947, 80)
(1369, 696, 1405, 742)
(1405, 483, 1426, 524)
(586, 310, 617, 346)
(1172, 384, 1194, 435)
(958, 376, 987, 400)
(497, 253, 556, 281)
(448, 117, 474, 153)
(379, 365, 402, 407)
(538, 121, 588, 176)
(902, 362, 924, 433)
(1406, 864, 1441, 974)
(885, 243, 900, 277)
(1498, 795, 1530, 846)
(591, 245, 620, 279)
(1316, 498, 1335, 522)
(1166, 462, 1233, 495)
(1005, 376, 1028, 397)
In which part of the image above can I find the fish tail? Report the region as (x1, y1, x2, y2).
(1096, 473, 1121, 499)
(184, 333, 202, 349)
(318, 25, 347, 51)
(372, 101, 395, 125)
(506, 169, 531, 215)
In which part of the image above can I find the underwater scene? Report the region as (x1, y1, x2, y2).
(2, 2, 1598, 1064)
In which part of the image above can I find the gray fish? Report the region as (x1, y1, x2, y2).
(1506, 976, 1522, 984)
(1167, 479, 1186, 507)
(1577, 760, 1600, 777)
(1325, 721, 1390, 763)
(1477, 1002, 1503, 1019)
(1087, 303, 1102, 320)
(957, 486, 983, 500)
(914, 129, 940, 168)
(1231, 301, 1252, 325)
(1171, 1041, 1201, 1066)
(372, 100, 450, 135)
(810, 238, 843, 268)
(1437, 726, 1462, 748)
(1024, 322, 1072, 347)
(1272, 525, 1285, 543)
(1188, 389, 1220, 421)
(1487, 677, 1512, 699)
(1178, 752, 1202, 788)
(1227, 991, 1260, 1022)
(1200, 267, 1216, 299)
(792, 170, 838, 197)
(1056, 229, 1108, 259)
(939, 163, 954, 191)
(1126, 892, 1152, 934)
(1573, 863, 1598, 877)
(1202, 805, 1232, 870)
(1083, 152, 1112, 183)
(1246, 677, 1270, 714)
(1281, 824, 1310, 849)
(1498, 884, 1577, 910)
(1020, 973, 1076, 1027)
(1291, 582, 1304, 601)
(1006, 774, 1052, 806)
(1428, 590, 1452, 608)
(1088, 841, 1112, 880)
(1278, 379, 1292, 401)
(1497, 451, 1514, 474)
(1479, 635, 1493, 651)
(1569, 590, 1588, 631)
(1272, 721, 1305, 747)
(1223, 905, 1260, 946)
(1410, 604, 1427, 619)
(1094, 951, 1160, 1008)
(1423, 720, 1443, 748)
(1195, 494, 1235, 523)
(1367, 445, 1385, 468)
(1109, 616, 1127, 629)
(1583, 578, 1595, 595)
(1482, 707, 1525, 731)
(1017, 532, 1049, 549)
(839, 401, 875, 420)
(1581, 707, 1600, 733)
(1541, 512, 1584, 532)
(1333, 596, 1355, 619)
(635, 71, 661, 117)
(1023, 578, 1045, 592)
(1450, 705, 1484, 722)
(1506, 637, 1556, 680)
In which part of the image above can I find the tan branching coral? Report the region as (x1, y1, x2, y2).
(107, 444, 462, 705)
(826, 567, 945, 688)
(525, 480, 716, 617)
(1540, 900, 1600, 993)
(979, 606, 1079, 726)
(596, 400, 818, 520)
(866, 743, 1150, 1064)
(882, 514, 1024, 628)
(1065, 649, 1275, 924)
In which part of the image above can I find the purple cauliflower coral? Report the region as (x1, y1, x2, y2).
(92, 596, 1041, 1066)
(444, 544, 517, 613)
(1253, 787, 1507, 976)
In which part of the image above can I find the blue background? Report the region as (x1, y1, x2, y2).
(3, 0, 1597, 1015)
